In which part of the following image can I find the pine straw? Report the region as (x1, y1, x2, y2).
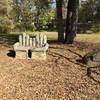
(0, 42, 100, 100)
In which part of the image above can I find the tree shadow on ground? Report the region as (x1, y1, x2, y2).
(87, 65, 100, 84)
(49, 50, 100, 84)
(76, 48, 100, 84)
(7, 50, 15, 58)
(0, 34, 19, 47)
(48, 40, 61, 44)
(76, 57, 100, 84)
(48, 50, 86, 68)
(76, 58, 84, 64)
(49, 43, 83, 58)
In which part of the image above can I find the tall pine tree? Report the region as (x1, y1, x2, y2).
(56, 0, 64, 42)
(65, 0, 79, 44)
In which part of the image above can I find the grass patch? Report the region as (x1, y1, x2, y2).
(75, 34, 100, 43)
(10, 32, 58, 40)
(1, 32, 100, 45)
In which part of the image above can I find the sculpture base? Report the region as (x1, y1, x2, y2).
(15, 50, 28, 59)
(31, 51, 46, 60)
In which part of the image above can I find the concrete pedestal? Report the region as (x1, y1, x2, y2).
(31, 51, 46, 60)
(15, 50, 28, 59)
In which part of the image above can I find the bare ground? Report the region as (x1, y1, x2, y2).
(0, 42, 100, 100)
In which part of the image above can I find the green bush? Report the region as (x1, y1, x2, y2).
(0, 16, 14, 33)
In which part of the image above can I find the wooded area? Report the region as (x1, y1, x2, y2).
(0, 0, 100, 44)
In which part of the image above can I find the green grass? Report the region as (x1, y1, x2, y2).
(3, 31, 100, 44)
(75, 34, 100, 43)
(10, 32, 58, 40)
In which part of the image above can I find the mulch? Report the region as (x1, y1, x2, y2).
(0, 42, 100, 100)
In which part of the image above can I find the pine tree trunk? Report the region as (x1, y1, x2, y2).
(65, 0, 79, 44)
(56, 0, 64, 42)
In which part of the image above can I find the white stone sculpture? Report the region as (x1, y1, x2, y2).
(13, 33, 49, 59)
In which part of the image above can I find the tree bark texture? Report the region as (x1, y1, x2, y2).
(56, 0, 64, 42)
(65, 0, 79, 44)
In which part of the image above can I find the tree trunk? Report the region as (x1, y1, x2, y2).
(65, 0, 79, 44)
(56, 0, 64, 42)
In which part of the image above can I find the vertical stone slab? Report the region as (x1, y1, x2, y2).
(31, 51, 46, 60)
(33, 38, 36, 48)
(43, 35, 47, 45)
(23, 33, 26, 46)
(26, 50, 29, 59)
(26, 34, 29, 46)
(36, 33, 40, 47)
(40, 33, 43, 47)
(15, 50, 28, 59)
(30, 38, 33, 47)
(19, 35, 23, 46)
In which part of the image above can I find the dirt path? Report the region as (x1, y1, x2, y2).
(0, 42, 100, 100)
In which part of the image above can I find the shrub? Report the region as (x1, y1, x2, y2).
(0, 16, 14, 33)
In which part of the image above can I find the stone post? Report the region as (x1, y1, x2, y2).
(23, 33, 26, 46)
(33, 38, 36, 48)
(30, 38, 33, 47)
(15, 50, 28, 59)
(43, 35, 47, 45)
(40, 33, 43, 47)
(36, 34, 40, 47)
(26, 34, 29, 46)
(19, 35, 23, 46)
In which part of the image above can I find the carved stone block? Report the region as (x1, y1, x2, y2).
(13, 33, 49, 59)
(15, 50, 28, 59)
(31, 51, 46, 60)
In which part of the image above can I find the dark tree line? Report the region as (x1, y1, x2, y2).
(0, 0, 54, 32)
